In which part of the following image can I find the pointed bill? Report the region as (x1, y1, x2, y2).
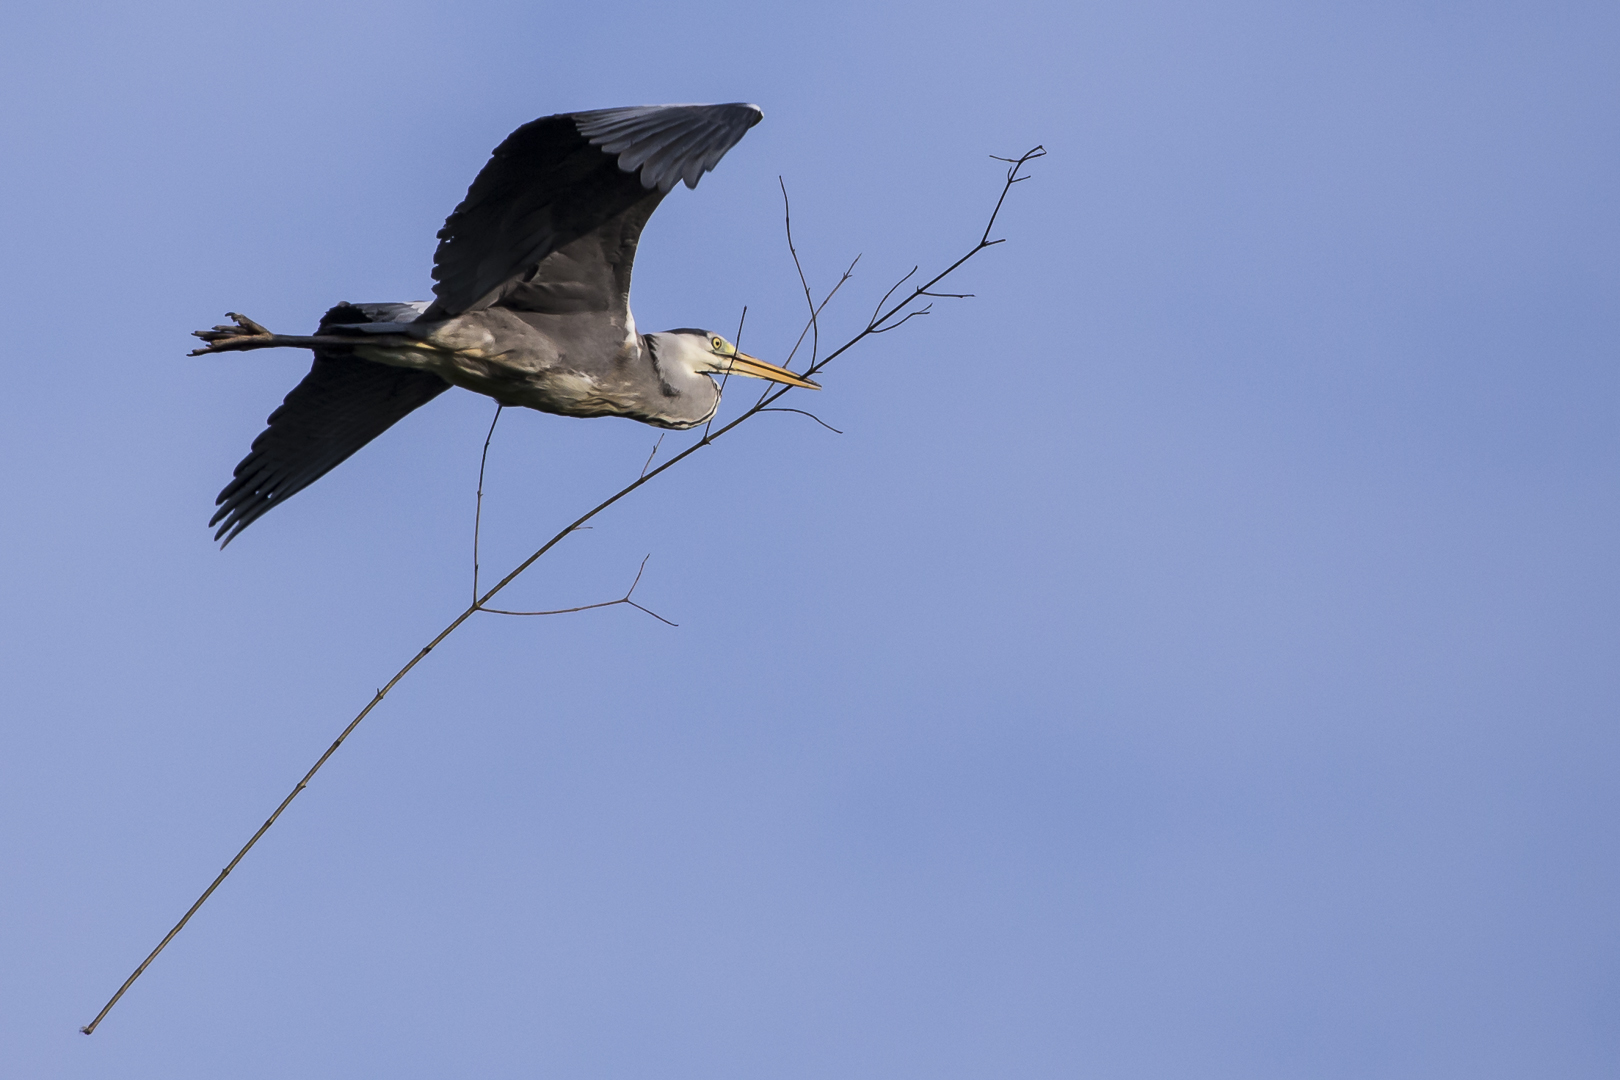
(723, 351, 821, 389)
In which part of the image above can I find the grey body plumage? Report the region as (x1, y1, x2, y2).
(196, 103, 817, 545)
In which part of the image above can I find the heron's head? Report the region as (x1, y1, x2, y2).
(650, 329, 821, 391)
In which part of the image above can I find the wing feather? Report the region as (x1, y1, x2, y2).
(210, 304, 451, 546)
(430, 103, 763, 315)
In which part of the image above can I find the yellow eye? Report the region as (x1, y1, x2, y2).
(712, 336, 725, 351)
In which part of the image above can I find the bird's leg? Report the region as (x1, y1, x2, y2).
(188, 312, 371, 356)
(189, 312, 277, 354)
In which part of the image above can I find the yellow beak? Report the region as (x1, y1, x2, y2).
(721, 350, 821, 390)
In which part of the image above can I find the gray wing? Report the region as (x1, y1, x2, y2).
(210, 304, 451, 546)
(430, 103, 763, 316)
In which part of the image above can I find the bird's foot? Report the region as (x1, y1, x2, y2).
(189, 312, 275, 355)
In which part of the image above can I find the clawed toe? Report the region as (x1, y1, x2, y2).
(189, 312, 274, 355)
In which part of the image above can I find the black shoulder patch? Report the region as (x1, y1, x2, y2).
(318, 302, 372, 328)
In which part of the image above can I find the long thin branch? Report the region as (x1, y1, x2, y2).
(80, 144, 1042, 1035)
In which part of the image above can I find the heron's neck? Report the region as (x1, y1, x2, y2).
(640, 334, 720, 429)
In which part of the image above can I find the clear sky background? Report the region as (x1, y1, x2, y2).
(3, 1, 1617, 1076)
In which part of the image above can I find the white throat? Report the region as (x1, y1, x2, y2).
(644, 332, 722, 428)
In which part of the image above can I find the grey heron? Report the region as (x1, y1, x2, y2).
(193, 102, 815, 546)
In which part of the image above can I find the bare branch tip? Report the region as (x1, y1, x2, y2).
(627, 601, 680, 628)
(628, 554, 653, 595)
(761, 407, 844, 434)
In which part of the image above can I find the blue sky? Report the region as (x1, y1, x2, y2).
(3, 1, 1617, 1076)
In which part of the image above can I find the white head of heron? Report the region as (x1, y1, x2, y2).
(646, 329, 821, 395)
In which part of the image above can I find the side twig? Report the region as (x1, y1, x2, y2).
(472, 404, 503, 603)
(781, 177, 820, 368)
(702, 306, 747, 443)
(640, 433, 666, 480)
(758, 407, 844, 435)
(479, 555, 677, 626)
(759, 252, 858, 412)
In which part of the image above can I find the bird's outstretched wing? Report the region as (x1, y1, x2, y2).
(430, 103, 763, 316)
(210, 304, 451, 546)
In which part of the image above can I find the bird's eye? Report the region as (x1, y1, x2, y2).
(712, 337, 725, 351)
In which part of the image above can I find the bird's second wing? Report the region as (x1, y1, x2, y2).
(430, 103, 763, 315)
(211, 305, 451, 546)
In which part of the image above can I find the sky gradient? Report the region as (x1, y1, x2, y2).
(3, 1, 1618, 1076)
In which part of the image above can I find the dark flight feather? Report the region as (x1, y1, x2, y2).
(210, 304, 451, 546)
(431, 104, 762, 315)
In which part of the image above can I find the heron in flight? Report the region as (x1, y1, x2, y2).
(192, 103, 815, 546)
